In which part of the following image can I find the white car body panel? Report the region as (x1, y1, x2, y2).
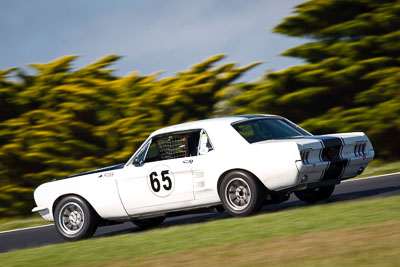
(117, 159, 195, 215)
(32, 115, 374, 222)
(33, 170, 129, 221)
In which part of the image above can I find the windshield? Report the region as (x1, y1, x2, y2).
(232, 119, 309, 143)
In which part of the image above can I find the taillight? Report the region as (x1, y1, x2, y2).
(354, 142, 366, 156)
(300, 149, 311, 164)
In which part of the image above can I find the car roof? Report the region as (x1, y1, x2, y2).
(150, 114, 281, 136)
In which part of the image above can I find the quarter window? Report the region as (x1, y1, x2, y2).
(198, 130, 214, 155)
(136, 142, 150, 164)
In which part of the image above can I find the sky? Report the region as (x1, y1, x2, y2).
(0, 0, 307, 82)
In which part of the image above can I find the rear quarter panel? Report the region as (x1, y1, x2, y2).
(232, 141, 301, 190)
(193, 122, 302, 201)
(198, 141, 301, 194)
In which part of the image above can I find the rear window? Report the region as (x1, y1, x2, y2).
(232, 119, 308, 143)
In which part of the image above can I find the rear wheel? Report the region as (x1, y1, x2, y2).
(219, 171, 266, 217)
(54, 196, 99, 241)
(294, 185, 335, 203)
(132, 216, 165, 230)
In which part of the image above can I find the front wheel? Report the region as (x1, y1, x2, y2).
(54, 196, 99, 241)
(219, 171, 266, 217)
(294, 185, 335, 203)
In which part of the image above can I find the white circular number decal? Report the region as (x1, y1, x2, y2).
(147, 165, 175, 197)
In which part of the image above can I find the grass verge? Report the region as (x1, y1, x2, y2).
(359, 159, 400, 178)
(123, 220, 400, 267)
(0, 214, 51, 232)
(1, 195, 400, 266)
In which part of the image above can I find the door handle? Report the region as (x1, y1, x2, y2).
(183, 159, 193, 164)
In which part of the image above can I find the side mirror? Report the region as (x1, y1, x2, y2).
(133, 157, 143, 167)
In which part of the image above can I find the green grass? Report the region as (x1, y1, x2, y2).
(1, 195, 400, 266)
(359, 159, 400, 178)
(0, 214, 52, 232)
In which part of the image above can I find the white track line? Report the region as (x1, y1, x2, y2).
(343, 172, 400, 183)
(0, 224, 53, 234)
(1, 171, 399, 235)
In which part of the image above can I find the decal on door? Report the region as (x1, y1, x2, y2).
(147, 165, 175, 197)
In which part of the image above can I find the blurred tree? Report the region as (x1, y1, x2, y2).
(0, 55, 257, 217)
(231, 0, 400, 159)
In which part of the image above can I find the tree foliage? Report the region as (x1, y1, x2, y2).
(2, 0, 400, 218)
(232, 0, 400, 159)
(0, 55, 257, 217)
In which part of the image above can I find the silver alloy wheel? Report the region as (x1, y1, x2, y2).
(225, 177, 252, 211)
(58, 202, 85, 235)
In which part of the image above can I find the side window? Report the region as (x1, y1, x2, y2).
(144, 130, 213, 163)
(145, 133, 191, 162)
(157, 135, 187, 160)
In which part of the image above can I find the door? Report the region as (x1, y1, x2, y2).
(117, 131, 199, 215)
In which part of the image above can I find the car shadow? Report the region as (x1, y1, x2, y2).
(94, 212, 230, 238)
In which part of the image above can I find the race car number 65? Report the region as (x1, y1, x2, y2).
(149, 170, 172, 192)
(147, 166, 175, 197)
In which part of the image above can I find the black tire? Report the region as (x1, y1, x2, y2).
(218, 171, 266, 217)
(132, 216, 165, 230)
(294, 185, 335, 204)
(54, 196, 99, 241)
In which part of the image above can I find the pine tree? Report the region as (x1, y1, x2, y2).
(231, 0, 400, 159)
(0, 55, 257, 216)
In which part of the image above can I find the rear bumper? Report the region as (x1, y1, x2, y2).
(291, 149, 374, 191)
(295, 161, 328, 173)
(341, 150, 374, 179)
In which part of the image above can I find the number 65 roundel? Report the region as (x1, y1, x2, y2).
(147, 165, 175, 197)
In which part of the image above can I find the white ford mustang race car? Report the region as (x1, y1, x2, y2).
(32, 115, 374, 241)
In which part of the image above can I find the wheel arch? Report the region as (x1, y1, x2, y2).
(52, 193, 100, 219)
(217, 168, 269, 194)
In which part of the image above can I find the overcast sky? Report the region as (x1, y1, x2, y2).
(0, 0, 307, 81)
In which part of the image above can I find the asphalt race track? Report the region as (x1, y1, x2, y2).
(1, 173, 399, 253)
